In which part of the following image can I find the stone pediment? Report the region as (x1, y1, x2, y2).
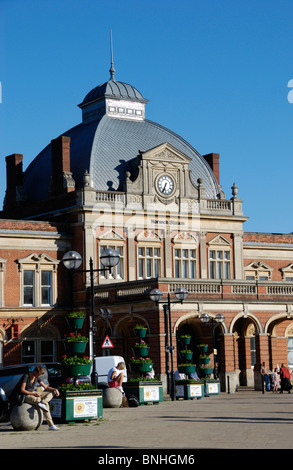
(245, 261, 273, 271)
(208, 235, 232, 246)
(17, 253, 60, 266)
(125, 142, 199, 208)
(140, 143, 192, 165)
(97, 229, 125, 241)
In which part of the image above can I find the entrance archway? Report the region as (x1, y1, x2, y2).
(232, 316, 259, 387)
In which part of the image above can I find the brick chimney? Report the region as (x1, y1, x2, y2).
(50, 136, 75, 195)
(203, 153, 220, 185)
(4, 153, 24, 210)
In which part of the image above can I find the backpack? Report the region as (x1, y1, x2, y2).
(10, 375, 26, 406)
(126, 393, 140, 407)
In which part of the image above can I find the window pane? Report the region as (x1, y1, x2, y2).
(182, 260, 188, 278)
(22, 340, 35, 363)
(154, 259, 160, 278)
(175, 260, 180, 278)
(210, 261, 215, 279)
(24, 287, 34, 305)
(190, 260, 195, 278)
(224, 262, 230, 279)
(139, 259, 144, 278)
(147, 259, 152, 277)
(41, 341, 54, 362)
(24, 270, 34, 285)
(41, 271, 52, 305)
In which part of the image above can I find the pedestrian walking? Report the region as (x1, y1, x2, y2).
(279, 363, 292, 393)
(272, 368, 280, 392)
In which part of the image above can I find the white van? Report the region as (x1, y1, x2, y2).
(92, 355, 127, 386)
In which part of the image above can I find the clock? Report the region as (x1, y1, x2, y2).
(156, 174, 175, 196)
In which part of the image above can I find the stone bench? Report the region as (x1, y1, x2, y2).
(102, 387, 123, 408)
(10, 403, 43, 431)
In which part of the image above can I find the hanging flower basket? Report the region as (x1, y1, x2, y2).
(200, 366, 213, 375)
(133, 325, 148, 338)
(180, 335, 191, 345)
(64, 333, 89, 355)
(134, 346, 149, 357)
(67, 312, 86, 330)
(65, 341, 88, 354)
(61, 363, 91, 377)
(59, 355, 92, 378)
(200, 355, 210, 364)
(178, 364, 196, 374)
(136, 362, 153, 372)
(130, 358, 153, 373)
(198, 344, 208, 353)
(180, 350, 193, 361)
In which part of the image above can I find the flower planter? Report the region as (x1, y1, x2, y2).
(180, 336, 191, 345)
(50, 389, 103, 423)
(134, 346, 149, 357)
(175, 380, 205, 400)
(201, 367, 213, 375)
(178, 365, 196, 374)
(134, 362, 153, 373)
(134, 328, 147, 338)
(180, 351, 193, 361)
(68, 316, 85, 330)
(65, 341, 88, 354)
(205, 380, 221, 396)
(200, 356, 210, 365)
(198, 345, 208, 353)
(123, 381, 163, 405)
(61, 363, 91, 378)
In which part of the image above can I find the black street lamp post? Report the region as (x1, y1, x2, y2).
(150, 287, 188, 401)
(62, 248, 120, 387)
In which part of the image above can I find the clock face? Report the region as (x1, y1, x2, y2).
(157, 175, 175, 195)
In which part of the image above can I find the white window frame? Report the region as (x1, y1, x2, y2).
(207, 235, 232, 280)
(99, 243, 125, 281)
(244, 262, 273, 281)
(174, 247, 197, 279)
(137, 245, 161, 279)
(17, 254, 59, 307)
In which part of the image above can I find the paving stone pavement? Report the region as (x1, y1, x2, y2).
(1, 390, 293, 451)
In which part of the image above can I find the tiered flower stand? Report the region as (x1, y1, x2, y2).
(127, 326, 163, 405)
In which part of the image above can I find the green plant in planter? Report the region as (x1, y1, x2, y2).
(199, 355, 210, 364)
(130, 357, 153, 372)
(180, 349, 193, 360)
(59, 382, 95, 393)
(68, 311, 86, 330)
(68, 311, 86, 318)
(64, 333, 89, 354)
(180, 334, 191, 345)
(64, 333, 88, 342)
(133, 324, 148, 338)
(60, 355, 92, 365)
(60, 355, 92, 377)
(178, 363, 196, 373)
(130, 357, 153, 364)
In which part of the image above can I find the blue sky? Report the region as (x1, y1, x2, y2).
(1, 0, 293, 233)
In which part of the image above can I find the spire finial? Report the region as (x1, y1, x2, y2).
(109, 29, 116, 81)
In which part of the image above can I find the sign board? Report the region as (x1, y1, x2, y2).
(101, 335, 114, 349)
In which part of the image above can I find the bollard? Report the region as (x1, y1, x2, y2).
(227, 375, 230, 394)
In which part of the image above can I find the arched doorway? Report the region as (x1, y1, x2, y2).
(175, 315, 225, 379)
(232, 316, 259, 387)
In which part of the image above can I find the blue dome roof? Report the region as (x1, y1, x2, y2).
(79, 79, 148, 107)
